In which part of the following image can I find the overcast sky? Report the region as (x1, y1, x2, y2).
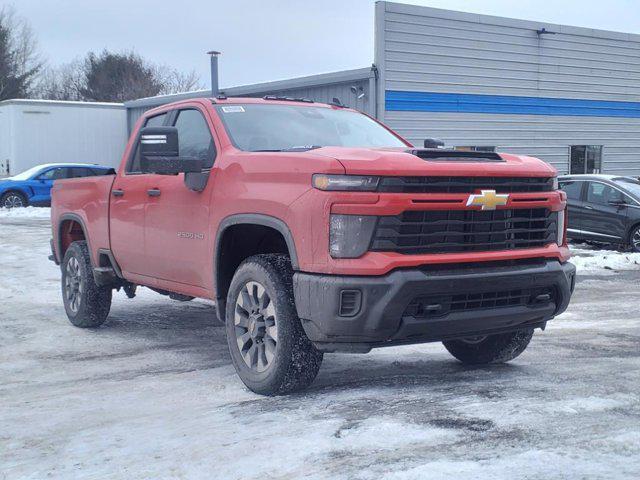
(9, 0, 640, 89)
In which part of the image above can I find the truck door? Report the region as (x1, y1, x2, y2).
(143, 106, 217, 288)
(109, 113, 167, 278)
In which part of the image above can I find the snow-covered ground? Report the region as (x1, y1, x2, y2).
(1, 214, 640, 479)
(0, 206, 51, 219)
(570, 243, 640, 274)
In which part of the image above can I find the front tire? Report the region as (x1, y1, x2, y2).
(1, 191, 27, 208)
(225, 254, 323, 395)
(61, 241, 112, 328)
(443, 329, 534, 365)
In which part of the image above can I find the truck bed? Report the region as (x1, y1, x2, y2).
(51, 174, 116, 265)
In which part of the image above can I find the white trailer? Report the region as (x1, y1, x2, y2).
(0, 99, 128, 177)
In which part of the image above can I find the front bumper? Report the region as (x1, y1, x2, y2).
(294, 260, 575, 352)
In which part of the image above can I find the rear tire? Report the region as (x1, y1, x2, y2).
(225, 254, 323, 395)
(61, 241, 112, 328)
(443, 329, 534, 365)
(628, 225, 640, 253)
(1, 191, 27, 208)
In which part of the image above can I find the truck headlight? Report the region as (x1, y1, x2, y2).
(557, 209, 565, 245)
(313, 174, 379, 191)
(330, 214, 377, 258)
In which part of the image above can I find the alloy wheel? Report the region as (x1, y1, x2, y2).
(65, 256, 83, 313)
(632, 228, 640, 251)
(234, 281, 278, 373)
(3, 194, 24, 208)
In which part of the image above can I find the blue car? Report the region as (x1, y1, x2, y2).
(0, 163, 114, 208)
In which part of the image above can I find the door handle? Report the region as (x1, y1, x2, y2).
(584, 205, 594, 210)
(147, 188, 161, 197)
(112, 189, 124, 197)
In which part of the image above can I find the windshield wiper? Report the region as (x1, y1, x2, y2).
(251, 145, 323, 152)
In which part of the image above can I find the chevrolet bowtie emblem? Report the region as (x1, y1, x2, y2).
(466, 190, 509, 210)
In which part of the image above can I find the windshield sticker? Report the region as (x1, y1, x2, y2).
(222, 106, 245, 113)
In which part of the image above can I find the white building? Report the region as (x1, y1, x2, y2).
(0, 99, 128, 177)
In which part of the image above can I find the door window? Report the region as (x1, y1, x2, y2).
(173, 109, 216, 168)
(570, 146, 602, 174)
(128, 113, 168, 173)
(586, 182, 624, 205)
(559, 181, 583, 201)
(38, 167, 71, 180)
(70, 167, 96, 178)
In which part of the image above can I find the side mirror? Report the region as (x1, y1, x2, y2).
(424, 138, 445, 149)
(139, 126, 203, 175)
(609, 199, 627, 207)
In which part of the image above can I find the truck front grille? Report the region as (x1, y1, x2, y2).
(377, 176, 554, 194)
(370, 208, 557, 254)
(403, 287, 555, 319)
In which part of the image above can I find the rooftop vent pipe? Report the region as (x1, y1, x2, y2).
(207, 50, 221, 96)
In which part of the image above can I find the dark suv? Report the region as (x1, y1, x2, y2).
(559, 174, 640, 251)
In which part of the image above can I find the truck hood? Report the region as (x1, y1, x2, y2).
(310, 146, 557, 177)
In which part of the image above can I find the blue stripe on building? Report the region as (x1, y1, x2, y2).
(385, 91, 640, 118)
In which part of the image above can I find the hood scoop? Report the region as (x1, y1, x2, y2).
(406, 149, 505, 163)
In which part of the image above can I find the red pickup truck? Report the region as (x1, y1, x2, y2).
(51, 96, 575, 395)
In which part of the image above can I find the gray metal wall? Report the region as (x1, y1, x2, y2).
(125, 68, 375, 133)
(375, 1, 640, 175)
(127, 105, 149, 133)
(226, 81, 373, 114)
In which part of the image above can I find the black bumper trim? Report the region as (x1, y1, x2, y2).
(293, 260, 575, 352)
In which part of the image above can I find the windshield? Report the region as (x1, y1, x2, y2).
(613, 178, 640, 200)
(216, 104, 407, 151)
(7, 165, 47, 180)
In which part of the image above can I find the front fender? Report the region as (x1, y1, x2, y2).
(0, 182, 29, 198)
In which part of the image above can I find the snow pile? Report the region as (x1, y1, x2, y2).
(0, 206, 51, 219)
(570, 244, 640, 273)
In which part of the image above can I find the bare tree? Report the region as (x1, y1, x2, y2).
(32, 48, 204, 102)
(0, 6, 42, 100)
(32, 60, 84, 101)
(156, 67, 204, 94)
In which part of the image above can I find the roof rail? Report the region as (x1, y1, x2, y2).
(263, 95, 314, 103)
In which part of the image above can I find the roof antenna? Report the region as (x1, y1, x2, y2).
(207, 50, 221, 96)
(331, 97, 345, 107)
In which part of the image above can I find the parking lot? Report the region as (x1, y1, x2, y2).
(2, 209, 640, 479)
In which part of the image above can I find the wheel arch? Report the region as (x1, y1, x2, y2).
(0, 188, 30, 205)
(57, 213, 92, 265)
(213, 214, 299, 322)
